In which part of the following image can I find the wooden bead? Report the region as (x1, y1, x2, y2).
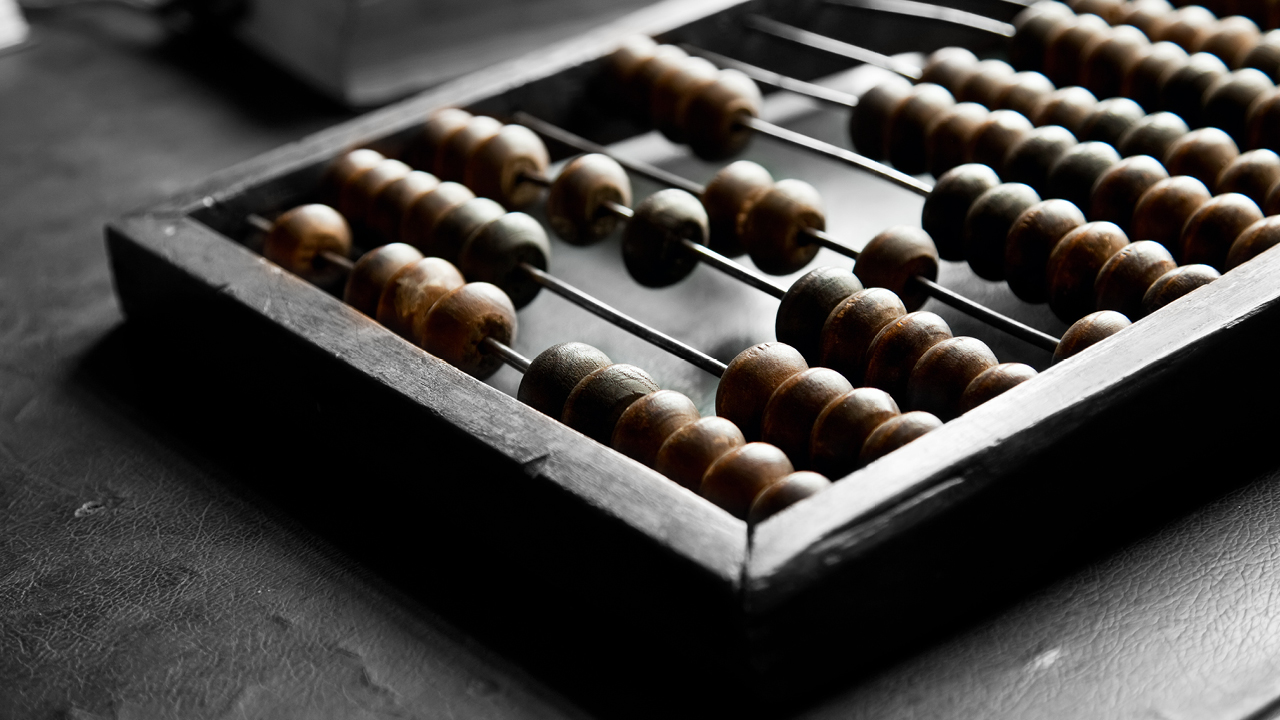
(1225, 215, 1280, 269)
(775, 267, 864, 365)
(703, 160, 773, 257)
(375, 257, 465, 341)
(1003, 125, 1078, 191)
(748, 472, 832, 524)
(1005, 199, 1087, 302)
(920, 47, 980, 91)
(372, 171, 439, 241)
(1247, 88, 1280, 152)
(1194, 15, 1261, 68)
(965, 182, 1043, 280)
(622, 188, 709, 287)
(701, 442, 795, 520)
(416, 108, 471, 173)
(458, 211, 552, 308)
(321, 148, 383, 208)
(1268, 177, 1280, 214)
(1242, 28, 1280, 79)
(1046, 221, 1130, 322)
(1119, 0, 1175, 35)
(263, 204, 353, 284)
(925, 102, 990, 177)
(655, 416, 745, 492)
(562, 364, 661, 444)
(906, 336, 998, 421)
(854, 226, 940, 310)
(546, 154, 632, 246)
(1094, 240, 1177, 318)
(1045, 13, 1112, 86)
(1122, 41, 1190, 111)
(1179, 192, 1264, 268)
(1141, 264, 1221, 315)
(922, 164, 1002, 260)
(402, 181, 475, 254)
(739, 179, 824, 275)
(344, 242, 424, 317)
(717, 342, 808, 442)
(1053, 310, 1131, 363)
(1072, 0, 1126, 23)
(1045, 141, 1121, 211)
(1080, 25, 1151, 100)
(1078, 97, 1147, 146)
(651, 55, 719, 142)
(1152, 5, 1219, 51)
(969, 110, 1036, 172)
(628, 45, 688, 114)
(1165, 128, 1241, 189)
(1010, 2, 1076, 72)
(956, 59, 1017, 108)
(1202, 68, 1274, 143)
(818, 288, 907, 385)
(859, 411, 943, 465)
(466, 124, 551, 210)
(995, 71, 1057, 118)
(849, 76, 914, 161)
(1158, 52, 1229, 126)
(429, 197, 507, 264)
(958, 363, 1038, 414)
(1130, 175, 1213, 256)
(1089, 155, 1170, 230)
(612, 390, 702, 468)
(606, 36, 658, 88)
(420, 281, 517, 380)
(339, 158, 411, 226)
(809, 388, 900, 478)
(517, 342, 613, 420)
(863, 311, 953, 401)
(684, 69, 762, 160)
(1031, 88, 1098, 141)
(1216, 149, 1280, 203)
(436, 115, 503, 182)
(887, 83, 957, 174)
(761, 368, 854, 468)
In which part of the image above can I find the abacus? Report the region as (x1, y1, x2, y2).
(105, 0, 1280, 700)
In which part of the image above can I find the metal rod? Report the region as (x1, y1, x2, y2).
(680, 240, 788, 300)
(519, 262, 727, 377)
(743, 15, 924, 80)
(318, 249, 355, 272)
(481, 336, 532, 373)
(680, 44, 859, 109)
(803, 227, 861, 259)
(913, 276, 1060, 351)
(246, 213, 274, 233)
(824, 0, 1016, 37)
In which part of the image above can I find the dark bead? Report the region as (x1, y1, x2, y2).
(1045, 141, 1122, 210)
(622, 189, 709, 287)
(518, 342, 612, 419)
(965, 182, 1043, 280)
(1003, 125, 1078, 192)
(775, 267, 863, 365)
(923, 164, 1002, 261)
(1005, 199, 1087, 303)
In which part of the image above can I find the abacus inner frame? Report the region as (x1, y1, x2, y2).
(106, 0, 1280, 697)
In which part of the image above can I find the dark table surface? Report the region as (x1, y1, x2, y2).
(6, 5, 1280, 719)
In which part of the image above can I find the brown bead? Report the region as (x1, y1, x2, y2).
(518, 342, 612, 420)
(1202, 68, 1275, 142)
(923, 164, 1002, 261)
(1159, 52, 1229, 126)
(1053, 310, 1131, 363)
(628, 45, 688, 115)
(1047, 221, 1130, 322)
(1081, 25, 1151, 100)
(1217, 149, 1280, 202)
(1045, 13, 1112, 86)
(1194, 15, 1261, 68)
(1010, 2, 1077, 72)
(761, 368, 854, 468)
(263, 204, 353, 284)
(1225, 215, 1280, 268)
(906, 336, 999, 421)
(849, 76, 915, 160)
(739, 179, 824, 275)
(818, 288, 908, 385)
(1165, 127, 1240, 190)
(1140, 264, 1221, 315)
(701, 443, 795, 520)
(1046, 141, 1122, 210)
(1119, 0, 1175, 35)
(1179, 192, 1264, 268)
(1003, 125, 1078, 192)
(420, 282, 517, 380)
(375, 257, 465, 341)
(925, 103, 990, 177)
(703, 160, 773, 257)
(416, 108, 472, 173)
(1072, 0, 1126, 23)
(655, 416, 746, 492)
(1153, 5, 1219, 51)
(1130, 175, 1213, 256)
(956, 60, 1017, 107)
(969, 110, 1037, 172)
(1005, 199, 1087, 302)
(622, 188, 709, 287)
(684, 69, 761, 160)
(1077, 97, 1147, 146)
(1122, 41, 1191, 111)
(606, 35, 658, 88)
(429, 197, 507, 264)
(1247, 88, 1280, 152)
(887, 83, 956, 175)
(965, 182, 1043, 280)
(995, 71, 1057, 118)
(344, 242, 424, 317)
(1094, 240, 1177, 318)
(809, 388, 900, 478)
(612, 390, 701, 468)
(863, 311, 953, 402)
(402, 182, 475, 254)
(748, 472, 832, 524)
(920, 47, 980, 91)
(458, 211, 552, 308)
(372, 171, 440, 241)
(562, 364, 661, 444)
(339, 158, 411, 226)
(435, 115, 503, 182)
(776, 267, 864, 364)
(859, 411, 943, 465)
(546, 153, 632, 246)
(1031, 86, 1098, 137)
(651, 55, 719, 143)
(321, 148, 383, 208)
(465, 124, 551, 210)
(1267, 177, 1280, 213)
(854, 226, 940, 310)
(717, 342, 808, 442)
(1089, 155, 1170, 230)
(1242, 28, 1280, 79)
(958, 362, 1038, 414)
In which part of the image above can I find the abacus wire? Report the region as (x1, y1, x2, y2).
(822, 0, 1016, 36)
(248, 212, 355, 271)
(481, 336, 533, 372)
(743, 15, 924, 79)
(913, 277, 1060, 351)
(678, 44, 859, 109)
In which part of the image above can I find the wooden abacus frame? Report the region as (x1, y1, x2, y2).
(106, 0, 1280, 700)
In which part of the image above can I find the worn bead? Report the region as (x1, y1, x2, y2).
(684, 69, 761, 160)
(1141, 264, 1221, 315)
(702, 160, 773, 257)
(655, 416, 745, 492)
(969, 110, 1036, 172)
(922, 164, 1002, 260)
(344, 242, 424, 317)
(1045, 141, 1122, 210)
(748, 472, 832, 524)
(1130, 175, 1213, 256)
(849, 76, 915, 160)
(1179, 192, 1264, 268)
(809, 388, 900, 478)
(612, 390, 702, 468)
(863, 311, 953, 401)
(956, 59, 1017, 107)
(1118, 113, 1191, 161)
(1152, 5, 1218, 51)
(1053, 310, 1131, 362)
(321, 148, 383, 208)
(1010, 2, 1076, 72)
(1003, 125, 1078, 191)
(458, 211, 551, 308)
(436, 115, 503, 182)
(651, 55, 719, 142)
(1089, 155, 1169, 230)
(1122, 41, 1190, 111)
(965, 182, 1043, 280)
(1159, 52, 1229, 126)
(887, 83, 956, 175)
(1047, 221, 1130, 322)
(606, 36, 659, 88)
(1119, 0, 1175, 35)
(995, 71, 1057, 117)
(740, 179, 824, 275)
(701, 442, 795, 520)
(920, 47, 980, 91)
(518, 342, 612, 419)
(420, 282, 517, 380)
(1073, 0, 1125, 20)
(263, 204, 353, 284)
(1216, 149, 1280, 203)
(466, 124, 550, 210)
(818, 288, 908, 385)
(776, 267, 864, 364)
(562, 364, 661, 444)
(958, 363, 1037, 413)
(1031, 86, 1098, 137)
(1078, 97, 1147, 146)
(1225, 215, 1280, 269)
(761, 368, 854, 468)
(628, 45, 688, 114)
(429, 197, 507, 264)
(339, 158, 411, 226)
(1094, 240, 1177, 318)
(622, 188, 709, 287)
(1081, 25, 1151, 100)
(546, 154, 632, 246)
(402, 182, 475, 254)
(1005, 199, 1087, 303)
(1243, 28, 1280, 79)
(1045, 13, 1112, 86)
(1247, 88, 1280, 152)
(859, 411, 943, 464)
(854, 226, 940, 310)
(415, 108, 472, 173)
(1194, 15, 1261, 68)
(1202, 68, 1275, 143)
(925, 103, 990, 177)
(906, 337, 999, 421)
(376, 257, 465, 341)
(372, 171, 440, 241)
(717, 342, 808, 442)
